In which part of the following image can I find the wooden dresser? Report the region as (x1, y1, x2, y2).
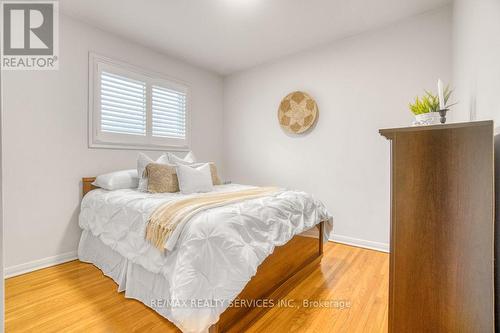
(380, 121, 495, 332)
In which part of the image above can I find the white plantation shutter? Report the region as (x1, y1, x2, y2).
(100, 71, 147, 136)
(152, 85, 186, 139)
(90, 54, 190, 150)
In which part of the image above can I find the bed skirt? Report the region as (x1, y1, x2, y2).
(78, 230, 179, 325)
(78, 224, 325, 332)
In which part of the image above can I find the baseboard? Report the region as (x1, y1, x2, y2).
(4, 251, 77, 278)
(330, 234, 389, 253)
(3, 235, 388, 278)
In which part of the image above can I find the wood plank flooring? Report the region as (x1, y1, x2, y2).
(5, 242, 388, 332)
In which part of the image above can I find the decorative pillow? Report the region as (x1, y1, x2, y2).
(176, 163, 214, 194)
(145, 163, 180, 193)
(144, 162, 222, 193)
(92, 169, 138, 191)
(167, 151, 196, 165)
(207, 163, 222, 185)
(181, 162, 221, 185)
(137, 153, 169, 191)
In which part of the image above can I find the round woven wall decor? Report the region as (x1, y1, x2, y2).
(278, 91, 318, 134)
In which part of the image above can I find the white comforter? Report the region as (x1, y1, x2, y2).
(79, 184, 332, 333)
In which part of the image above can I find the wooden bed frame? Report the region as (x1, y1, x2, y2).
(82, 177, 325, 333)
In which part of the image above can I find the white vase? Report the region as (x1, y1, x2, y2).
(413, 112, 441, 126)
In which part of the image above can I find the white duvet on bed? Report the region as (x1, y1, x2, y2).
(79, 184, 332, 333)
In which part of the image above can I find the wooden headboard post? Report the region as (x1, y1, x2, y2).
(82, 177, 97, 197)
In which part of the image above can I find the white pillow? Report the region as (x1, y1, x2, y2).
(92, 169, 139, 191)
(176, 163, 214, 194)
(167, 151, 196, 165)
(137, 153, 170, 191)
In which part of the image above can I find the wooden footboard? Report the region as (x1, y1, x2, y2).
(210, 221, 324, 333)
(81, 177, 325, 333)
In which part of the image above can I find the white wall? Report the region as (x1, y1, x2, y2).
(223, 7, 452, 251)
(453, 0, 500, 324)
(495, 134, 500, 325)
(0, 61, 4, 331)
(453, 0, 500, 127)
(2, 15, 224, 273)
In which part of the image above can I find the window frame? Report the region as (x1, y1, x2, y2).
(88, 53, 191, 151)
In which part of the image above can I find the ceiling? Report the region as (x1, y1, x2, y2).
(60, 0, 451, 75)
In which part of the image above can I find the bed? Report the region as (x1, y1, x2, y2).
(79, 177, 332, 333)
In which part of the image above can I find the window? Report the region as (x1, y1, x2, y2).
(89, 53, 190, 150)
(100, 71, 147, 136)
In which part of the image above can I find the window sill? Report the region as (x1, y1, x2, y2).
(89, 141, 190, 152)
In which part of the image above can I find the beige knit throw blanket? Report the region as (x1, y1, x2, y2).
(146, 187, 280, 251)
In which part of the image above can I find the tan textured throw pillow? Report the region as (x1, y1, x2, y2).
(145, 162, 222, 193)
(209, 163, 222, 185)
(145, 163, 179, 193)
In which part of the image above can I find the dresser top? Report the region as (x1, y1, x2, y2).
(379, 120, 493, 139)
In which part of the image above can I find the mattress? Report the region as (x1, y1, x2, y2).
(78, 184, 332, 332)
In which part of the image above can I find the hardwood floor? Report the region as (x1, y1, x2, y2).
(5, 242, 389, 332)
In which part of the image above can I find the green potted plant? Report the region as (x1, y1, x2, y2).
(410, 82, 454, 125)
